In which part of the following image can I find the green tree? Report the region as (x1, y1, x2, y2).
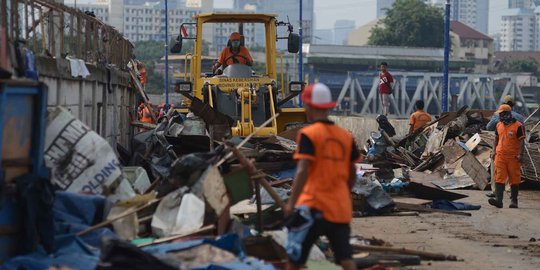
(368, 0, 444, 48)
(501, 59, 538, 74)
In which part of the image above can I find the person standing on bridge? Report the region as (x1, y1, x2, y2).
(284, 83, 359, 270)
(489, 104, 525, 209)
(379, 62, 394, 116)
(408, 100, 432, 135)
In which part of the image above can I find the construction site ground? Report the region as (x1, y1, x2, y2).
(351, 188, 540, 269)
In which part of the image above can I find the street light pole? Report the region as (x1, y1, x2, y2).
(298, 0, 303, 82)
(442, 0, 450, 112)
(164, 0, 170, 109)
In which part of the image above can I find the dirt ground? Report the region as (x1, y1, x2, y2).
(351, 188, 540, 269)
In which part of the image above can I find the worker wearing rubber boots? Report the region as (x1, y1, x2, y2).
(489, 104, 526, 208)
(284, 83, 359, 270)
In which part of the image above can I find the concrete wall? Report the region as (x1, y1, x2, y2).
(330, 115, 410, 147)
(37, 57, 135, 149)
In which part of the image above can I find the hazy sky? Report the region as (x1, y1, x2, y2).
(72, 0, 510, 35)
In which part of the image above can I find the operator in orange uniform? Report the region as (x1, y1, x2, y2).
(284, 83, 359, 270)
(408, 100, 432, 135)
(138, 102, 154, 131)
(212, 32, 253, 73)
(488, 104, 526, 208)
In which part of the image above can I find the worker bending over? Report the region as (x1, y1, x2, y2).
(284, 83, 359, 270)
(489, 104, 526, 208)
(212, 32, 253, 73)
(408, 100, 432, 135)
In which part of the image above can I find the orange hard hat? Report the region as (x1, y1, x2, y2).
(498, 104, 511, 113)
(229, 32, 241, 41)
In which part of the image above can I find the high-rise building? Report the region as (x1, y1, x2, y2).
(499, 8, 535, 51)
(508, 0, 537, 8)
(448, 0, 489, 34)
(377, 0, 395, 18)
(334, 20, 355, 45)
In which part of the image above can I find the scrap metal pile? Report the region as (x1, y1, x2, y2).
(354, 106, 540, 223)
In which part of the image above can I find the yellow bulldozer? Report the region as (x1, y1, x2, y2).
(172, 13, 306, 137)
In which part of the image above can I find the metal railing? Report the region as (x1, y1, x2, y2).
(336, 71, 533, 117)
(1, 0, 132, 68)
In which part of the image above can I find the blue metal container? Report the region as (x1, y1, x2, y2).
(0, 80, 48, 262)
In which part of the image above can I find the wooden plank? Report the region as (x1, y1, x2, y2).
(137, 225, 215, 247)
(202, 165, 230, 217)
(441, 140, 466, 164)
(352, 244, 458, 261)
(461, 151, 489, 190)
(230, 199, 271, 215)
(395, 202, 472, 217)
(392, 197, 431, 205)
(465, 133, 481, 151)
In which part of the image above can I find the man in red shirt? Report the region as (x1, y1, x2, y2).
(284, 83, 359, 270)
(212, 32, 253, 73)
(379, 62, 393, 116)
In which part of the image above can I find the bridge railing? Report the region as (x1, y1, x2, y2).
(336, 71, 532, 117)
(1, 0, 132, 68)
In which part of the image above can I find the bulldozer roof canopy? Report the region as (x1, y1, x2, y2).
(195, 13, 278, 23)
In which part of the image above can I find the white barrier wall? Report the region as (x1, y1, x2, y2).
(37, 57, 135, 149)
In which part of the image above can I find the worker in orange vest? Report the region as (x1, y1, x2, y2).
(138, 102, 154, 125)
(408, 100, 432, 135)
(489, 104, 526, 208)
(284, 83, 359, 270)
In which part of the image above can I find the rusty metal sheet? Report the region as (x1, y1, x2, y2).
(461, 151, 489, 190)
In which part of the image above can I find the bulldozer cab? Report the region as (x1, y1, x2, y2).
(173, 13, 305, 137)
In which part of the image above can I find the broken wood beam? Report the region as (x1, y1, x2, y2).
(229, 147, 287, 210)
(395, 202, 471, 217)
(352, 244, 458, 261)
(137, 225, 215, 247)
(76, 199, 161, 236)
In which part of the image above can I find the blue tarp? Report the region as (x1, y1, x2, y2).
(270, 168, 296, 180)
(432, 200, 481, 211)
(2, 192, 111, 270)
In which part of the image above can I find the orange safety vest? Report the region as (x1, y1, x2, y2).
(140, 106, 153, 124)
(217, 46, 253, 66)
(496, 121, 524, 157)
(409, 110, 432, 131)
(293, 122, 354, 224)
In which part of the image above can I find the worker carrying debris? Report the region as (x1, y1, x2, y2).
(212, 32, 253, 73)
(284, 83, 359, 270)
(408, 100, 432, 135)
(489, 104, 526, 209)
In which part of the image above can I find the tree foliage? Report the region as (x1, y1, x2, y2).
(500, 59, 538, 74)
(368, 0, 444, 48)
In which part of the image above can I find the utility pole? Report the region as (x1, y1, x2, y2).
(442, 0, 450, 112)
(164, 0, 169, 109)
(298, 0, 303, 82)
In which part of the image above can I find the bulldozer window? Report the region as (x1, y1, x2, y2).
(203, 22, 266, 77)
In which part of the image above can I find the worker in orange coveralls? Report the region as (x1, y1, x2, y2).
(488, 104, 526, 209)
(137, 61, 147, 90)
